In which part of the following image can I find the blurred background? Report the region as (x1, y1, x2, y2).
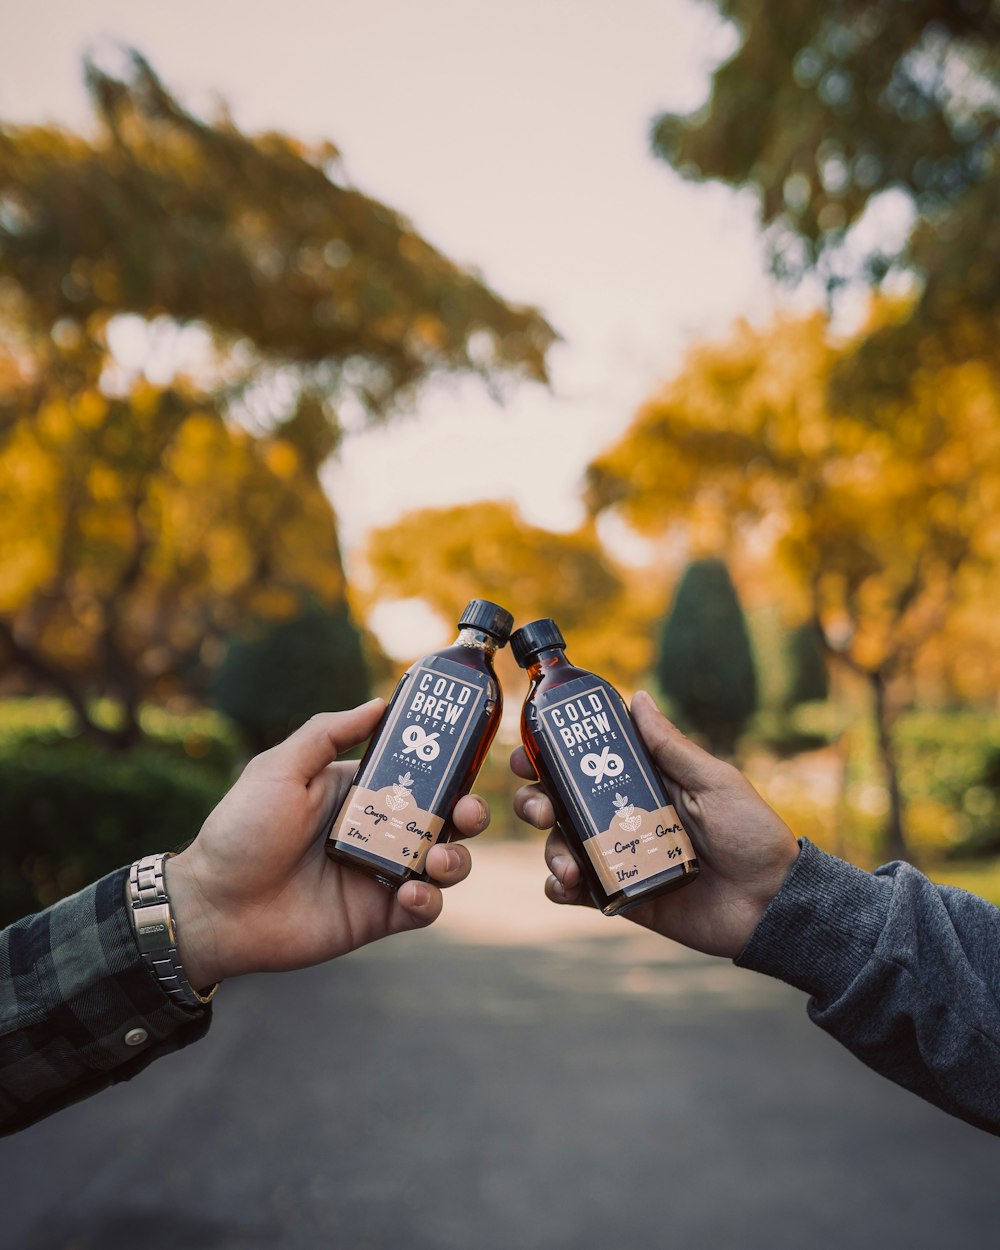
(1, 0, 1000, 1245)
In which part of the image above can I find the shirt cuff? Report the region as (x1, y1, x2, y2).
(734, 837, 892, 1005)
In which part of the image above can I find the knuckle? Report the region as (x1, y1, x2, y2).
(241, 752, 267, 777)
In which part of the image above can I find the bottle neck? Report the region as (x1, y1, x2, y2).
(456, 626, 500, 656)
(525, 644, 569, 678)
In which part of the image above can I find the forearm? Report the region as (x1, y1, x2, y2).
(0, 866, 210, 1135)
(736, 838, 1000, 1135)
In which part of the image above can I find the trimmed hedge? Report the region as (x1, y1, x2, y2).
(0, 743, 230, 927)
(0, 700, 242, 927)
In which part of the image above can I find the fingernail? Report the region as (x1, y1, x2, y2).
(444, 846, 461, 873)
(475, 798, 488, 826)
(411, 883, 431, 908)
(551, 854, 570, 879)
(525, 797, 545, 824)
(548, 875, 567, 902)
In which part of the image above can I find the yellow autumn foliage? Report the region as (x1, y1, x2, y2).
(361, 501, 663, 694)
(589, 308, 1000, 700)
(0, 364, 346, 711)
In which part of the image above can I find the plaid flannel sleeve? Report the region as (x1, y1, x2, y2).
(0, 864, 211, 1135)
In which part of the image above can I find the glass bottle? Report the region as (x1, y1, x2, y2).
(326, 598, 513, 889)
(512, 618, 699, 916)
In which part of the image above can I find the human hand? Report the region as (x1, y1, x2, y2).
(166, 699, 489, 987)
(511, 690, 799, 959)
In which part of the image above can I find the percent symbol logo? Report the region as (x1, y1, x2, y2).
(401, 724, 441, 762)
(580, 746, 624, 782)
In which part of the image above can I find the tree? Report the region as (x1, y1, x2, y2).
(0, 54, 555, 744)
(0, 335, 355, 745)
(657, 558, 758, 756)
(361, 501, 660, 693)
(211, 600, 371, 754)
(588, 309, 1000, 859)
(652, 2, 1000, 397)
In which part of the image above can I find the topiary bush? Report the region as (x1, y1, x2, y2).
(211, 601, 371, 753)
(657, 558, 758, 756)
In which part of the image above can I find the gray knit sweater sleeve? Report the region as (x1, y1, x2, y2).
(735, 838, 1000, 1135)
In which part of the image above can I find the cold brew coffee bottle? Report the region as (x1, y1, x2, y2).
(512, 618, 699, 916)
(326, 599, 513, 889)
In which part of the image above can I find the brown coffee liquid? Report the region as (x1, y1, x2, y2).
(326, 600, 512, 889)
(512, 619, 699, 916)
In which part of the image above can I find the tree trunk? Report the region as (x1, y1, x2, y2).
(99, 616, 146, 751)
(0, 618, 146, 751)
(870, 670, 910, 863)
(106, 696, 144, 751)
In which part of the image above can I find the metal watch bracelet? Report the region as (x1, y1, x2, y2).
(128, 852, 219, 1007)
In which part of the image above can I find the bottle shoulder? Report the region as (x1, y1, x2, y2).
(530, 660, 611, 702)
(399, 642, 501, 709)
(422, 642, 497, 675)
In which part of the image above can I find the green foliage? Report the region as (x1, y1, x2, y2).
(0, 698, 241, 925)
(742, 609, 832, 756)
(895, 712, 1000, 860)
(812, 707, 1000, 864)
(132, 704, 244, 776)
(657, 558, 758, 754)
(211, 602, 371, 752)
(786, 621, 830, 707)
(748, 705, 836, 759)
(0, 697, 241, 769)
(0, 697, 78, 745)
(748, 607, 830, 712)
(0, 741, 227, 927)
(737, 704, 1000, 871)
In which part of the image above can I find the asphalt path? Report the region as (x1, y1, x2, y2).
(1, 844, 997, 1250)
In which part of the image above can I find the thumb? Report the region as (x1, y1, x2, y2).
(269, 698, 385, 782)
(631, 690, 721, 791)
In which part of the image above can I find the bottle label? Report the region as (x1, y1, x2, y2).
(535, 679, 696, 897)
(333, 783, 446, 873)
(329, 656, 491, 872)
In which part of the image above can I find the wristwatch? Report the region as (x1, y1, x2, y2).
(128, 852, 219, 1007)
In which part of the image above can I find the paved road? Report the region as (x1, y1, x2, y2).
(1, 845, 997, 1250)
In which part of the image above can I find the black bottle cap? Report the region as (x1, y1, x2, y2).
(458, 599, 515, 646)
(510, 618, 566, 668)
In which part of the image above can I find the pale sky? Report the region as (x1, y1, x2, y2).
(1, 0, 789, 651)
